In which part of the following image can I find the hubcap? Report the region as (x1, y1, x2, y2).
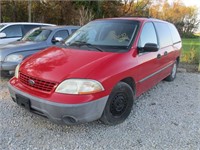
(110, 93, 128, 117)
(172, 62, 177, 78)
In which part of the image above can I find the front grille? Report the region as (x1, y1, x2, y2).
(19, 72, 56, 92)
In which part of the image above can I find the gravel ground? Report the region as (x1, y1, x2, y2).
(0, 72, 200, 150)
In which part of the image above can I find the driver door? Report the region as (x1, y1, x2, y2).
(136, 22, 160, 95)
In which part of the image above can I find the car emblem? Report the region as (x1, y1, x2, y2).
(28, 79, 35, 86)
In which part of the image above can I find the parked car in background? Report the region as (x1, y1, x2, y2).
(0, 22, 55, 45)
(0, 25, 80, 75)
(8, 17, 181, 125)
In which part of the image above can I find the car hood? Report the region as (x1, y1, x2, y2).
(20, 46, 118, 83)
(0, 41, 47, 59)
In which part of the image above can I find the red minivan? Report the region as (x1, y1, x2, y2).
(8, 17, 182, 125)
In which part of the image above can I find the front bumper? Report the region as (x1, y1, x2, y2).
(8, 83, 108, 124)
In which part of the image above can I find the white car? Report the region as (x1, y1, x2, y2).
(0, 22, 55, 45)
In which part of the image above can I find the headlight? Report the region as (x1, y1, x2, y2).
(5, 54, 23, 62)
(15, 64, 20, 78)
(55, 79, 104, 94)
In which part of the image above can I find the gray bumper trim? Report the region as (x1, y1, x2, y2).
(8, 83, 108, 124)
(1, 61, 18, 71)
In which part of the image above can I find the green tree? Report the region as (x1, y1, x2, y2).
(150, 0, 199, 37)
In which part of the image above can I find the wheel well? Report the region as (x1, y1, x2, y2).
(120, 77, 136, 92)
(176, 57, 180, 64)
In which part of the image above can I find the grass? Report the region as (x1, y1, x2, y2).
(181, 37, 200, 64)
(182, 38, 200, 52)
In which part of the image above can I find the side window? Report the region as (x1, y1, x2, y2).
(71, 29, 78, 33)
(138, 22, 157, 47)
(168, 23, 181, 44)
(53, 30, 69, 40)
(1, 25, 22, 38)
(23, 25, 40, 34)
(154, 22, 173, 48)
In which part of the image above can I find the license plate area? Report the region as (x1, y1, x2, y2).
(16, 94, 31, 111)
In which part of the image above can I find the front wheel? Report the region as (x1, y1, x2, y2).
(165, 60, 178, 82)
(0, 70, 10, 77)
(100, 82, 134, 125)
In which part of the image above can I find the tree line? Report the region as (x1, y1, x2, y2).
(0, 0, 199, 37)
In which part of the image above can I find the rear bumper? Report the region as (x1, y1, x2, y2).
(8, 82, 108, 124)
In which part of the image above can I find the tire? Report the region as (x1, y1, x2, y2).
(165, 60, 178, 82)
(100, 82, 134, 125)
(0, 70, 10, 77)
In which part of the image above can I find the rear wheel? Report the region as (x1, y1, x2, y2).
(100, 82, 134, 125)
(165, 60, 177, 81)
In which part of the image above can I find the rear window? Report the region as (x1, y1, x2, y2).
(71, 29, 78, 33)
(1, 25, 22, 38)
(23, 25, 41, 34)
(168, 23, 181, 44)
(154, 22, 173, 48)
(0, 25, 5, 30)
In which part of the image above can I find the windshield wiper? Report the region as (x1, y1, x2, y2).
(68, 41, 104, 52)
(68, 40, 84, 46)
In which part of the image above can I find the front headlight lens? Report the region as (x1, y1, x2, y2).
(55, 79, 104, 94)
(15, 64, 20, 78)
(5, 54, 23, 62)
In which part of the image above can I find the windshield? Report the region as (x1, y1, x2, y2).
(0, 25, 5, 30)
(65, 20, 139, 52)
(22, 28, 51, 42)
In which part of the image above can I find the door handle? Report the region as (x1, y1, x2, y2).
(157, 54, 161, 59)
(164, 51, 168, 56)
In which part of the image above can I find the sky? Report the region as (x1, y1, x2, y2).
(168, 0, 200, 32)
(168, 0, 200, 9)
(181, 0, 200, 8)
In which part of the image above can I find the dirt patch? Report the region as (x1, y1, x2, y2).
(179, 63, 199, 73)
(0, 76, 10, 100)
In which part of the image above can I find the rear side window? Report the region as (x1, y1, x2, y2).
(168, 23, 181, 44)
(23, 25, 41, 34)
(71, 29, 78, 33)
(53, 30, 69, 40)
(1, 25, 22, 38)
(0, 25, 5, 30)
(154, 22, 173, 48)
(138, 22, 158, 47)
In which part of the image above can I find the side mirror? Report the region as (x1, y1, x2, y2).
(0, 32, 6, 38)
(138, 43, 158, 53)
(52, 37, 64, 43)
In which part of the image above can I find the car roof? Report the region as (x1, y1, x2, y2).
(35, 25, 80, 30)
(96, 17, 168, 24)
(0, 22, 55, 26)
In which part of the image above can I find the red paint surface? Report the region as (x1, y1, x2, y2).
(10, 18, 181, 104)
